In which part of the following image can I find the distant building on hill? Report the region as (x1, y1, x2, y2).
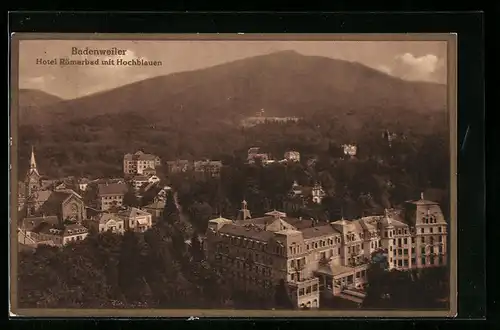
(194, 160, 223, 179)
(342, 144, 358, 157)
(166, 160, 191, 174)
(284, 151, 301, 163)
(123, 151, 161, 175)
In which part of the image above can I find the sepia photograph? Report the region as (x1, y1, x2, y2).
(10, 34, 457, 317)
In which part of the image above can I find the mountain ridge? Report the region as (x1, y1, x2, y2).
(18, 50, 447, 126)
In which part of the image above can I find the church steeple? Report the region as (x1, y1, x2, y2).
(29, 146, 39, 176)
(25, 146, 41, 199)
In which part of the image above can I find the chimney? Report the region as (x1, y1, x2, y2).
(298, 216, 302, 221)
(420, 192, 424, 200)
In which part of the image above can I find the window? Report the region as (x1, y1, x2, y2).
(421, 247, 426, 254)
(438, 227, 442, 233)
(338, 248, 341, 255)
(421, 257, 426, 265)
(403, 259, 409, 267)
(439, 236, 443, 242)
(430, 227, 434, 233)
(398, 238, 402, 246)
(404, 238, 408, 245)
(412, 237, 415, 244)
(390, 246, 392, 251)
(420, 228, 424, 234)
(299, 288, 305, 296)
(421, 237, 425, 243)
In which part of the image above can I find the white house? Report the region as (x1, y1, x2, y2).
(118, 207, 153, 233)
(97, 212, 125, 234)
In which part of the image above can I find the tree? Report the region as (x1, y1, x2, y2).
(123, 183, 139, 207)
(274, 279, 295, 310)
(162, 190, 179, 224)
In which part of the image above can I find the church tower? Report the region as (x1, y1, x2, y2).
(236, 199, 252, 221)
(25, 146, 41, 198)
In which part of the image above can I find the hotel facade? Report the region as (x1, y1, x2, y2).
(204, 194, 448, 309)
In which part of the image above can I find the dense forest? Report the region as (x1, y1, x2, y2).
(18, 191, 233, 309)
(18, 109, 451, 232)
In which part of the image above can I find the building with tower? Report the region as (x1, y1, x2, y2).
(203, 193, 448, 308)
(18, 147, 88, 248)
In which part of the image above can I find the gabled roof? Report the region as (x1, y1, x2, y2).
(21, 215, 59, 232)
(98, 213, 124, 224)
(37, 190, 81, 216)
(31, 190, 53, 204)
(98, 183, 128, 196)
(301, 224, 339, 239)
(284, 217, 315, 230)
(209, 216, 232, 224)
(143, 200, 166, 210)
(118, 207, 151, 219)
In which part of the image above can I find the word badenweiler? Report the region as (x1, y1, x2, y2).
(71, 47, 127, 56)
(36, 58, 163, 66)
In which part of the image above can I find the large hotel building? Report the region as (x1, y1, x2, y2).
(204, 194, 448, 308)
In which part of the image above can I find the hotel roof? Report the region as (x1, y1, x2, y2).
(301, 224, 340, 239)
(124, 151, 159, 161)
(218, 223, 274, 242)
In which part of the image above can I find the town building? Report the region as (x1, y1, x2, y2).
(19, 215, 89, 248)
(193, 160, 223, 179)
(166, 160, 191, 174)
(18, 147, 89, 248)
(22, 148, 87, 223)
(123, 151, 161, 176)
(284, 181, 326, 213)
(142, 167, 157, 177)
(94, 212, 125, 234)
(247, 147, 270, 164)
(342, 144, 358, 157)
(284, 151, 301, 163)
(117, 207, 153, 233)
(204, 194, 448, 308)
(142, 200, 166, 224)
(97, 182, 128, 211)
(78, 178, 91, 192)
(130, 175, 150, 191)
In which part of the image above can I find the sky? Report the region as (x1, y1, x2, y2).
(18, 39, 448, 100)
